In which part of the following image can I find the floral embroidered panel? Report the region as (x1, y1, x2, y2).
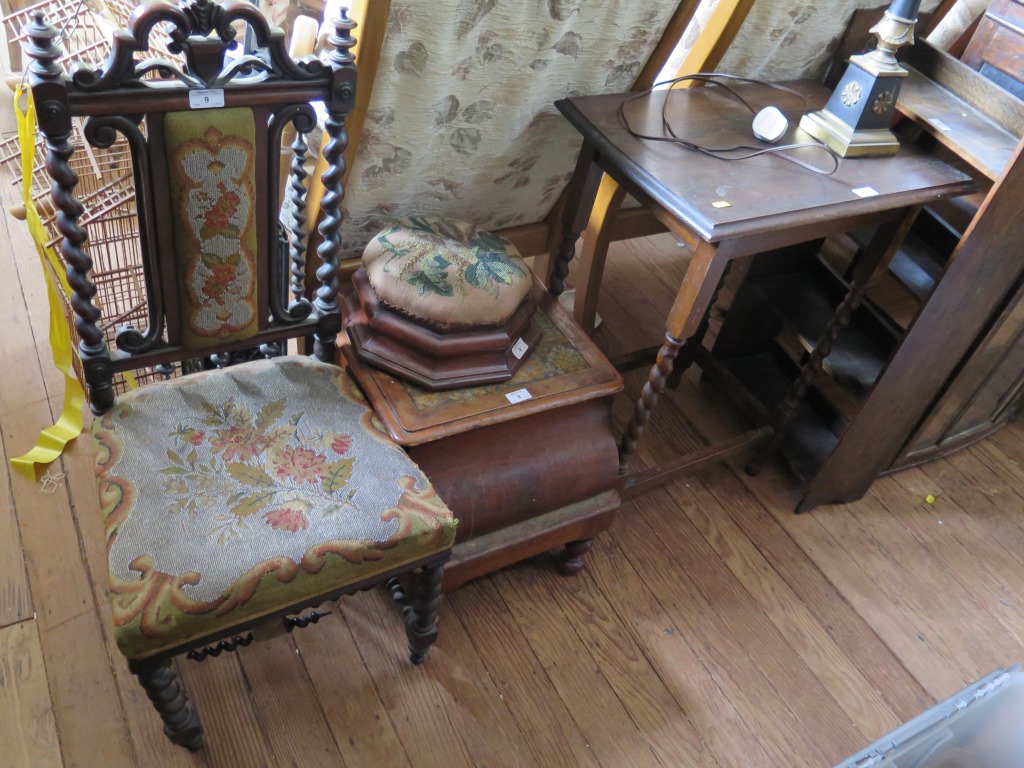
(341, 0, 684, 256)
(363, 216, 532, 327)
(164, 107, 260, 347)
(93, 357, 456, 658)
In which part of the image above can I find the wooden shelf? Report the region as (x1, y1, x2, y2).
(900, 42, 1024, 181)
(721, 349, 843, 485)
(887, 230, 946, 301)
(748, 260, 899, 397)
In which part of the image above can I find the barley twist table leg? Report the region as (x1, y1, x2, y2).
(619, 333, 685, 473)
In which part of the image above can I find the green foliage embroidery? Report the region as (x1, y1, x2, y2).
(256, 399, 287, 430)
(230, 490, 276, 518)
(226, 462, 274, 488)
(465, 249, 525, 289)
(322, 458, 355, 495)
(377, 219, 526, 299)
(407, 254, 456, 297)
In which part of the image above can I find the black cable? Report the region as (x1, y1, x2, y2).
(617, 72, 841, 176)
(55, 0, 90, 46)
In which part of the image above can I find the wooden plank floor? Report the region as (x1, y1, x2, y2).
(3, 191, 1024, 765)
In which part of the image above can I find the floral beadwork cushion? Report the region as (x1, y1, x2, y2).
(336, 0, 684, 256)
(164, 107, 260, 347)
(363, 216, 532, 327)
(92, 356, 456, 659)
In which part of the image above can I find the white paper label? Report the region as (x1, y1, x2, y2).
(929, 118, 952, 132)
(189, 89, 225, 109)
(852, 186, 880, 198)
(505, 388, 532, 404)
(511, 337, 529, 359)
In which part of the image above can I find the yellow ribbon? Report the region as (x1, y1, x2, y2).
(9, 86, 87, 480)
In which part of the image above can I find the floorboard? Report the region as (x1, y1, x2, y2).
(447, 579, 602, 768)
(0, 620, 62, 768)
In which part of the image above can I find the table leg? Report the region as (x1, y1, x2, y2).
(573, 174, 628, 332)
(745, 280, 868, 476)
(619, 240, 726, 472)
(546, 143, 603, 298)
(667, 260, 733, 389)
(618, 332, 685, 472)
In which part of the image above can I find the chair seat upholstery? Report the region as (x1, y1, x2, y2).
(91, 356, 457, 660)
(362, 216, 532, 328)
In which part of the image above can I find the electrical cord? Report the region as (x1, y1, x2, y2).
(617, 72, 842, 176)
(18, 0, 90, 88)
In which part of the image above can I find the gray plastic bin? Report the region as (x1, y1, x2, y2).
(834, 666, 1024, 767)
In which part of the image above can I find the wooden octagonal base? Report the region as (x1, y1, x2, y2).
(344, 268, 542, 390)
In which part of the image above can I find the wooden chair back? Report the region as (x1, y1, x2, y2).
(26, 0, 355, 415)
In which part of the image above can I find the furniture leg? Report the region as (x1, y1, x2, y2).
(555, 538, 594, 576)
(618, 239, 727, 472)
(746, 280, 868, 476)
(667, 260, 733, 388)
(619, 332, 685, 472)
(128, 657, 204, 751)
(573, 174, 628, 332)
(406, 562, 444, 664)
(545, 144, 602, 297)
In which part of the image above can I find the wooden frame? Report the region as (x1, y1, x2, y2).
(568, 0, 756, 332)
(27, 0, 356, 413)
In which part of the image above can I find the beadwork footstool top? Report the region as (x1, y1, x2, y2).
(362, 216, 533, 329)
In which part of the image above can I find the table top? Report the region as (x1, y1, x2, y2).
(556, 81, 975, 244)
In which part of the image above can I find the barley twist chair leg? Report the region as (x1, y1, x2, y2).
(128, 657, 204, 751)
(405, 563, 444, 665)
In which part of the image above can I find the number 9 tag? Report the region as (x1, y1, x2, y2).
(189, 89, 225, 109)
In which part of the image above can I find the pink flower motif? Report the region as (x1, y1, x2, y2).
(331, 434, 353, 455)
(270, 446, 329, 483)
(210, 426, 266, 462)
(188, 431, 205, 446)
(263, 505, 309, 533)
(204, 260, 239, 301)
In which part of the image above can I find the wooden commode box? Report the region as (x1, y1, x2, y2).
(341, 286, 624, 590)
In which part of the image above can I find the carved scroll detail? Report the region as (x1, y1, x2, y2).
(268, 105, 316, 325)
(83, 115, 168, 355)
(71, 0, 325, 92)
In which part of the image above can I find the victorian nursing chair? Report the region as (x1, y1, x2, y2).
(25, 0, 456, 751)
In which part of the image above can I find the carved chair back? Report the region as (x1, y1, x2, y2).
(25, 0, 356, 415)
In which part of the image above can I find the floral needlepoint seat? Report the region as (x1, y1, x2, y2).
(94, 357, 457, 660)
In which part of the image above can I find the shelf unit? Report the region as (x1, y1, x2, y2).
(710, 29, 1024, 511)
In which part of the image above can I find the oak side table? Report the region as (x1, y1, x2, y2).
(547, 80, 974, 496)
